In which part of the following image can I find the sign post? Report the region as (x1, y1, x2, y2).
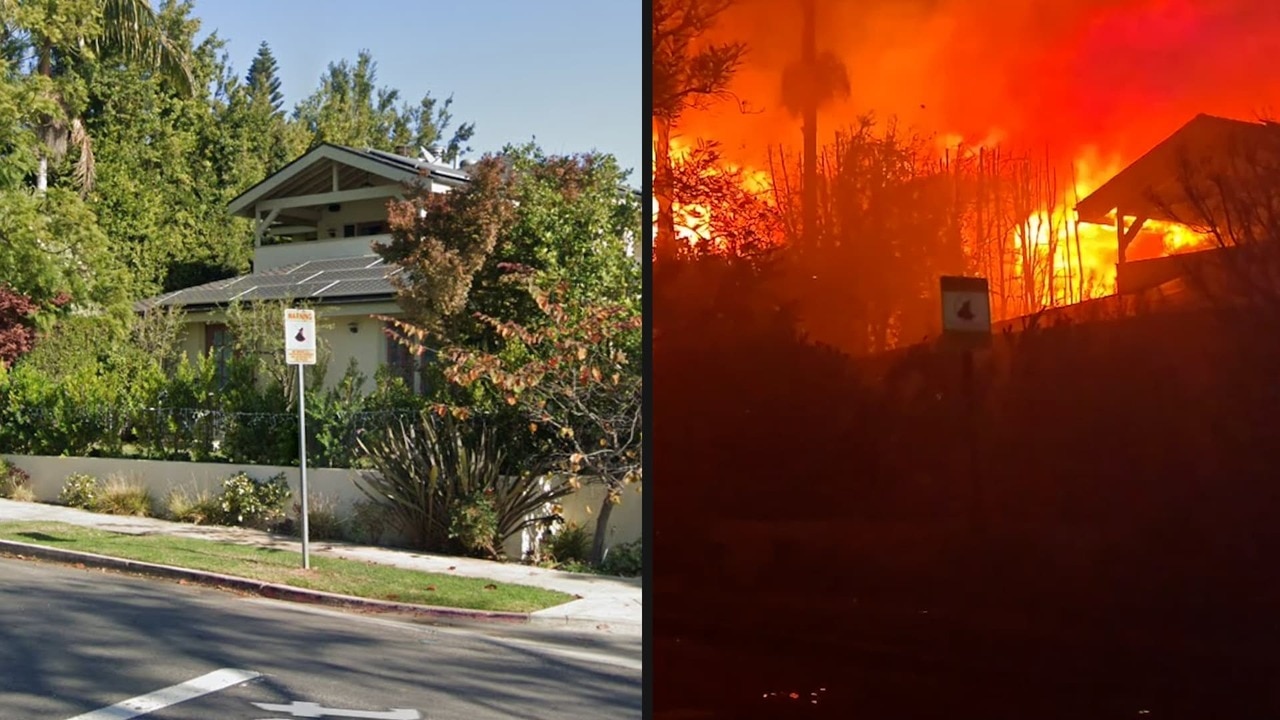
(284, 308, 317, 569)
(939, 276, 992, 540)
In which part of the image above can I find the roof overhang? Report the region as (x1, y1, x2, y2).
(1076, 114, 1280, 225)
(227, 143, 470, 219)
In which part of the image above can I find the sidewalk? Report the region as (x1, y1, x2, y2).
(0, 499, 641, 636)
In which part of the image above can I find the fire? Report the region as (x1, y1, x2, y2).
(654, 137, 777, 254)
(1000, 144, 1212, 309)
(659, 130, 1213, 314)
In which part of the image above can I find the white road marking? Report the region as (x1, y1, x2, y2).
(65, 668, 262, 720)
(252, 701, 420, 719)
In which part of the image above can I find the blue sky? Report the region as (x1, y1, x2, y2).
(192, 0, 641, 179)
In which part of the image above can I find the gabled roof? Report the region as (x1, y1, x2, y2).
(136, 255, 399, 312)
(227, 143, 471, 218)
(1076, 114, 1280, 224)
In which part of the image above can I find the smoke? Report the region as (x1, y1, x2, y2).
(677, 0, 1280, 168)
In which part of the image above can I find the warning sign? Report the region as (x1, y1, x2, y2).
(284, 308, 317, 365)
(939, 276, 991, 339)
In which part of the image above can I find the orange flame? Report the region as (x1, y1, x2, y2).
(660, 132, 1213, 314)
(654, 138, 777, 254)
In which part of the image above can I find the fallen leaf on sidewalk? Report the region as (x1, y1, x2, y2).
(448, 566, 456, 571)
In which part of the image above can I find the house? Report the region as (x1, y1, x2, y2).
(137, 143, 470, 391)
(1075, 113, 1280, 298)
(980, 113, 1280, 334)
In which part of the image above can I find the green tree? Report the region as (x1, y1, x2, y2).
(83, 2, 252, 296)
(244, 40, 283, 115)
(208, 43, 308, 215)
(0, 59, 47, 189)
(292, 49, 474, 163)
(0, 0, 194, 193)
(0, 186, 130, 323)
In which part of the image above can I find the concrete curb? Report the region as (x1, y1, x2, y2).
(0, 539, 543, 629)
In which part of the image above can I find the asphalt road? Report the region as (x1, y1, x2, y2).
(0, 556, 641, 719)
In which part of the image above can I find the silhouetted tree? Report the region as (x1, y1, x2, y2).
(1152, 118, 1280, 323)
(652, 0, 746, 262)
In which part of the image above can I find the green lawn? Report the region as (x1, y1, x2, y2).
(0, 521, 572, 613)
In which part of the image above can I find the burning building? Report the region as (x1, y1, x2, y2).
(992, 113, 1280, 330)
(655, 0, 1280, 355)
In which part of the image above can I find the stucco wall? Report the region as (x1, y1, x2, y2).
(181, 309, 394, 392)
(318, 314, 386, 388)
(2, 454, 362, 514)
(1, 455, 643, 556)
(558, 482, 645, 554)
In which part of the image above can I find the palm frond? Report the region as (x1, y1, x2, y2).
(71, 118, 95, 194)
(98, 0, 194, 96)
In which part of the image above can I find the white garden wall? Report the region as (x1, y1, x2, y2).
(1, 454, 642, 558)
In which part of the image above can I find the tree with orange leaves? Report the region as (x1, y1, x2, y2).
(375, 143, 638, 393)
(390, 266, 641, 565)
(653, 0, 747, 262)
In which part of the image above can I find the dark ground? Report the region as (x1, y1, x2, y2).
(653, 531, 1280, 720)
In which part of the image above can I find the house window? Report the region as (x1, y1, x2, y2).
(385, 327, 431, 396)
(205, 323, 234, 387)
(343, 221, 387, 238)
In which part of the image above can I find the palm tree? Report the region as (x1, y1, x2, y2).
(1, 0, 193, 194)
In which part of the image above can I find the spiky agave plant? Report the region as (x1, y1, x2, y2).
(355, 411, 577, 554)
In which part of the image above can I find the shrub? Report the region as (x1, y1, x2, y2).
(292, 493, 346, 541)
(59, 473, 100, 509)
(355, 412, 573, 554)
(450, 491, 500, 559)
(164, 488, 220, 524)
(95, 475, 154, 517)
(599, 539, 643, 577)
(308, 360, 367, 469)
(347, 499, 389, 545)
(217, 471, 291, 528)
(546, 522, 592, 566)
(8, 484, 36, 502)
(0, 459, 32, 499)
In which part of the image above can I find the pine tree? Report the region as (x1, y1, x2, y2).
(245, 40, 284, 115)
